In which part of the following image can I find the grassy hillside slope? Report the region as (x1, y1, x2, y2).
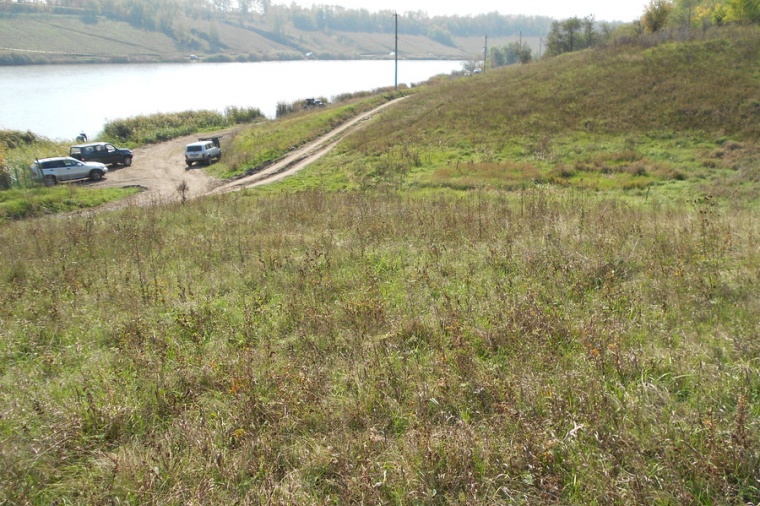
(287, 25, 758, 199)
(0, 28, 758, 505)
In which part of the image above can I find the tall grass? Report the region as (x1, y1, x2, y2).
(102, 107, 265, 145)
(0, 189, 757, 504)
(0, 185, 140, 220)
(1, 26, 758, 504)
(290, 25, 760, 197)
(212, 91, 411, 179)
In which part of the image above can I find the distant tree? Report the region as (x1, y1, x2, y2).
(213, 0, 232, 14)
(426, 25, 455, 46)
(0, 144, 7, 190)
(461, 58, 482, 74)
(582, 15, 598, 46)
(239, 0, 253, 15)
(641, 0, 673, 33)
(315, 6, 331, 31)
(693, 2, 728, 26)
(672, 0, 698, 26)
(491, 41, 532, 67)
(292, 7, 316, 30)
(547, 17, 580, 55)
(546, 16, 599, 56)
(726, 0, 760, 22)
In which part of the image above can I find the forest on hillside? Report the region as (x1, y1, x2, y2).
(0, 0, 553, 42)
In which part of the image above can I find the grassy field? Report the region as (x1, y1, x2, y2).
(0, 13, 182, 62)
(0, 26, 758, 504)
(211, 91, 412, 179)
(0, 11, 497, 64)
(284, 26, 759, 200)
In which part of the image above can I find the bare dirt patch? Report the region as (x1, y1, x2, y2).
(92, 97, 406, 207)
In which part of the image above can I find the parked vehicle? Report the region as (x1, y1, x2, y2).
(70, 142, 133, 166)
(185, 137, 222, 167)
(30, 157, 108, 185)
(304, 97, 326, 108)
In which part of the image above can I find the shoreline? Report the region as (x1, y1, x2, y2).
(0, 50, 462, 67)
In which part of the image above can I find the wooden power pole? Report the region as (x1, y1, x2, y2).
(394, 12, 398, 90)
(483, 35, 488, 72)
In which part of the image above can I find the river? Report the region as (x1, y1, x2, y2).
(0, 60, 463, 141)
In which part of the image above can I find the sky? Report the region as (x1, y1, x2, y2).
(282, 0, 648, 22)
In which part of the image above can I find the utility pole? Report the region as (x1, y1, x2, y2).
(394, 12, 398, 90)
(483, 35, 488, 72)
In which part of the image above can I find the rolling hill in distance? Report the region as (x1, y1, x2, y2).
(0, 1, 551, 64)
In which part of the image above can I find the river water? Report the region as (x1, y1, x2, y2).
(0, 60, 462, 141)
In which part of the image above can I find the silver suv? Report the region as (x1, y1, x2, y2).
(185, 137, 222, 167)
(31, 156, 108, 186)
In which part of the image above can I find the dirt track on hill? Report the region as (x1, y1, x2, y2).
(93, 97, 405, 208)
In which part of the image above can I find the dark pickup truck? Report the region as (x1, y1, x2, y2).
(70, 142, 133, 166)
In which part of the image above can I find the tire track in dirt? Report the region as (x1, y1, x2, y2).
(208, 96, 406, 194)
(93, 96, 406, 209)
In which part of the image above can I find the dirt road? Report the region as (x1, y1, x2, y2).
(95, 97, 405, 206)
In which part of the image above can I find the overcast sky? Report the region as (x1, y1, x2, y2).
(279, 1, 647, 22)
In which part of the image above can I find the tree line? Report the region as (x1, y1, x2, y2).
(483, 0, 760, 70)
(1, 0, 552, 39)
(544, 0, 760, 57)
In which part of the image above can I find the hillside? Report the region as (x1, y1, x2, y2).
(289, 25, 759, 199)
(0, 27, 759, 505)
(0, 11, 533, 64)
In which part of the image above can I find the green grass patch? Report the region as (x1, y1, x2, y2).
(279, 27, 757, 198)
(1, 130, 140, 217)
(0, 186, 141, 220)
(1, 26, 759, 504)
(206, 91, 411, 179)
(0, 189, 757, 504)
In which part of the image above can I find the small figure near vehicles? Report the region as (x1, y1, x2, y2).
(185, 137, 222, 167)
(70, 142, 133, 166)
(30, 156, 108, 186)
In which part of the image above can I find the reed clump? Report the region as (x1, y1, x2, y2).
(102, 107, 264, 145)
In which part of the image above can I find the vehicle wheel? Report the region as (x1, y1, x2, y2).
(205, 155, 212, 165)
(123, 155, 133, 166)
(186, 160, 193, 167)
(44, 175, 57, 186)
(89, 170, 103, 181)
